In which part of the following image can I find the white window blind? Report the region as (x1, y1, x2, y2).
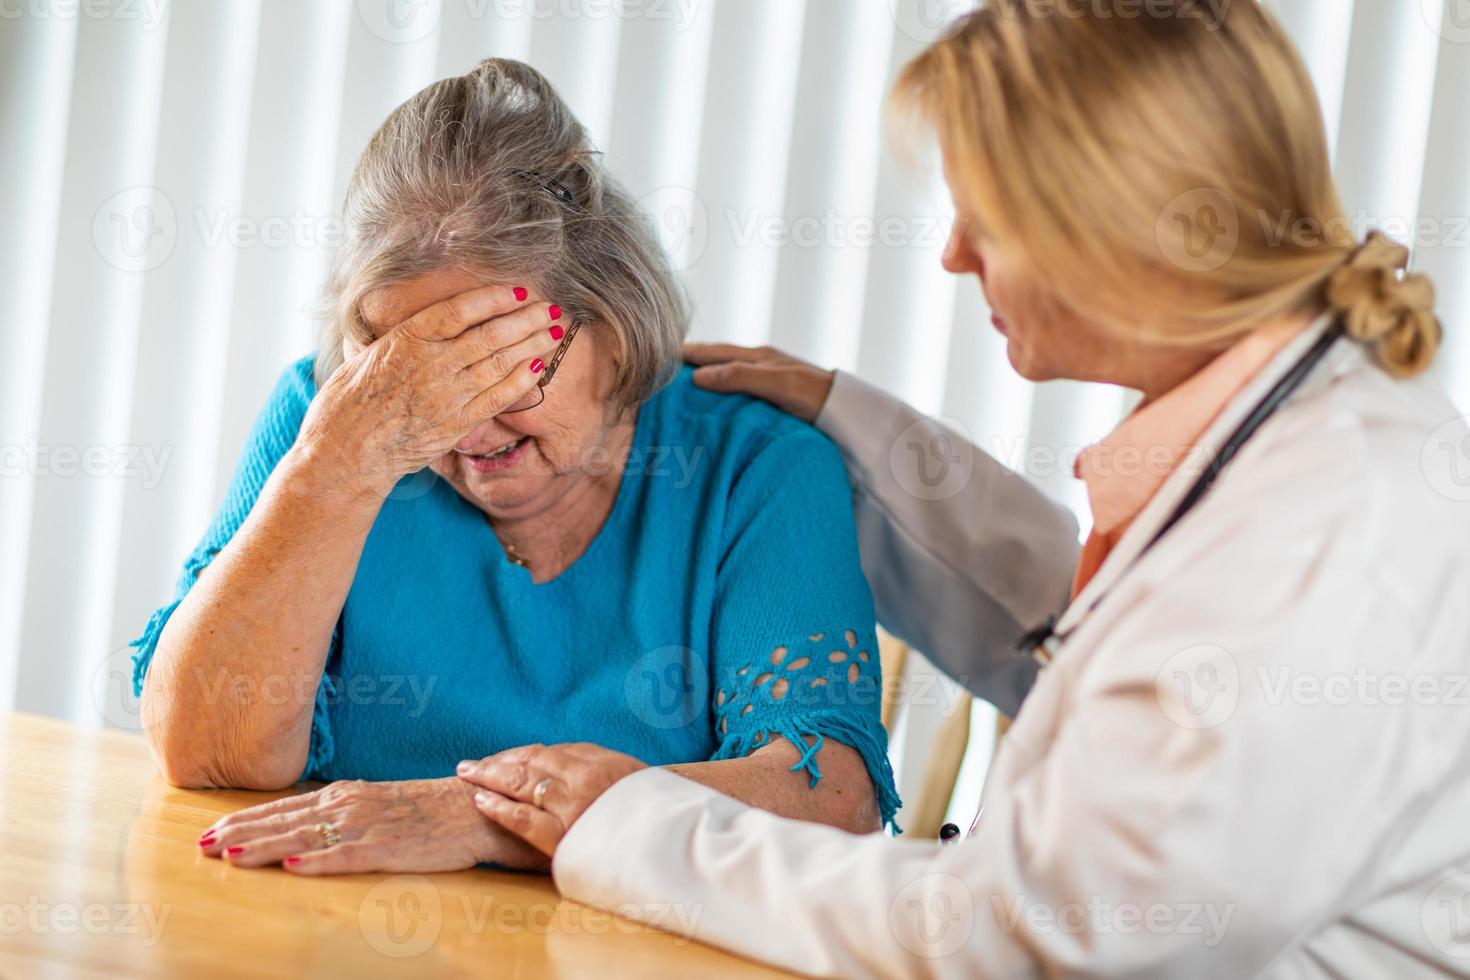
(2, 4, 1467, 804)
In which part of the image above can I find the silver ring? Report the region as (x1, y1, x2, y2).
(531, 777, 552, 810)
(316, 822, 340, 849)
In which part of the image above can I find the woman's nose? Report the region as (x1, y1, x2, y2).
(942, 229, 983, 281)
(941, 234, 965, 274)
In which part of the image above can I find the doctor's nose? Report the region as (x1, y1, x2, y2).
(942, 222, 984, 281)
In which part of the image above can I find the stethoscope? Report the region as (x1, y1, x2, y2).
(938, 319, 1346, 845)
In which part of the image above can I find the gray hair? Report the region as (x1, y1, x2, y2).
(316, 58, 690, 407)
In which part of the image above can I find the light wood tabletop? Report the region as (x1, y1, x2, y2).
(0, 713, 791, 979)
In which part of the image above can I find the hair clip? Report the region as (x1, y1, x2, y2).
(517, 169, 576, 206)
(541, 177, 576, 206)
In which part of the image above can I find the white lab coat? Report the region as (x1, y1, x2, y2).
(554, 320, 1470, 979)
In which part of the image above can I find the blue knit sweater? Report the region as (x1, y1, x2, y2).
(133, 358, 901, 828)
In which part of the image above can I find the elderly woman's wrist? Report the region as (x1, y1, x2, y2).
(282, 439, 393, 509)
(283, 434, 391, 502)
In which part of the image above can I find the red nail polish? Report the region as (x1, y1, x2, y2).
(226, 846, 245, 857)
(285, 856, 302, 867)
(550, 325, 565, 341)
(549, 305, 562, 320)
(199, 832, 216, 846)
(529, 359, 545, 374)
(514, 287, 528, 302)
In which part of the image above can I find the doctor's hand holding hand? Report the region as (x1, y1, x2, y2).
(457, 743, 649, 857)
(684, 343, 835, 424)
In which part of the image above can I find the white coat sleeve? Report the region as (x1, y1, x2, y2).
(552, 555, 1417, 980)
(552, 428, 1451, 979)
(816, 371, 1080, 716)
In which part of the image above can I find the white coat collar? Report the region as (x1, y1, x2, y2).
(1050, 312, 1355, 643)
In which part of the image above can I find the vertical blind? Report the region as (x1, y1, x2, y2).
(3, 0, 1468, 810)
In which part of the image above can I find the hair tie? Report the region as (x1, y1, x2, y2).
(1326, 230, 1440, 378)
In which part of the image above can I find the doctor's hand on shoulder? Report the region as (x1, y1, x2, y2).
(684, 343, 834, 424)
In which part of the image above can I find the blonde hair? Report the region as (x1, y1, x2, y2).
(317, 58, 689, 405)
(891, 0, 1441, 377)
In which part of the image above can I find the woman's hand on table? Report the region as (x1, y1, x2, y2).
(198, 776, 549, 874)
(684, 343, 836, 424)
(299, 285, 565, 500)
(456, 744, 649, 857)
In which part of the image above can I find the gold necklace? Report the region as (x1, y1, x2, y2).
(503, 542, 532, 571)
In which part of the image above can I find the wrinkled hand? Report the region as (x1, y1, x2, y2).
(456, 743, 649, 857)
(301, 285, 565, 499)
(684, 343, 836, 424)
(198, 776, 549, 874)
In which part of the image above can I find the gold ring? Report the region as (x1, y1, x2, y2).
(317, 822, 340, 849)
(532, 777, 552, 810)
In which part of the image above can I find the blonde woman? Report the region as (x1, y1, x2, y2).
(456, 3, 1470, 975)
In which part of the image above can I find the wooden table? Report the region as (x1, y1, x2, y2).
(0, 713, 790, 979)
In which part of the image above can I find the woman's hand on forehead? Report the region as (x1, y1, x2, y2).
(299, 282, 567, 499)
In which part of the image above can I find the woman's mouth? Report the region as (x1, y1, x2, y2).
(457, 437, 530, 473)
(991, 314, 1008, 336)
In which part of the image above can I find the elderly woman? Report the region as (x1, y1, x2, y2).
(133, 59, 898, 873)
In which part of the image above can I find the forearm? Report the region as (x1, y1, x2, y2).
(818, 370, 1079, 713)
(554, 768, 960, 979)
(666, 738, 879, 835)
(143, 443, 384, 789)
